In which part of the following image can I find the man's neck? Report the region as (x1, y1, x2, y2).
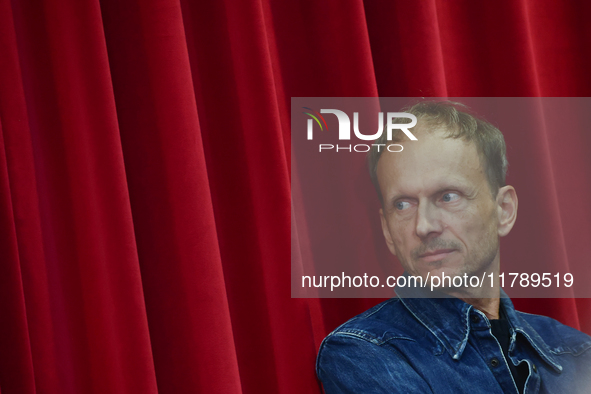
(443, 264, 502, 320)
(459, 295, 500, 320)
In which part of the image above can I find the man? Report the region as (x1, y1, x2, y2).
(316, 101, 591, 393)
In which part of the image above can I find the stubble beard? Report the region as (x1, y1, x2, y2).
(407, 232, 500, 292)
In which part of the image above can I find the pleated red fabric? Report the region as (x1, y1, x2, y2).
(0, 0, 590, 393)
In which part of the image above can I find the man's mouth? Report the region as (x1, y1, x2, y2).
(418, 249, 456, 262)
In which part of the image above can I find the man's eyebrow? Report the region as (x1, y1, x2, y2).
(433, 186, 465, 195)
(388, 193, 407, 202)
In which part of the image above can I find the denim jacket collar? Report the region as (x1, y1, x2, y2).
(395, 285, 563, 372)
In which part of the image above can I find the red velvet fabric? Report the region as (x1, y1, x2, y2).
(0, 0, 590, 393)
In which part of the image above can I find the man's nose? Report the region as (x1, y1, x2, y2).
(415, 202, 443, 239)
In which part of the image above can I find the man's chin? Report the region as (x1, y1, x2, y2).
(417, 260, 464, 278)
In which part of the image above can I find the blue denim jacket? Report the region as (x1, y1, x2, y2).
(316, 290, 591, 393)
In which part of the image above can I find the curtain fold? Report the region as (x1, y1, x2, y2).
(1, 0, 590, 393)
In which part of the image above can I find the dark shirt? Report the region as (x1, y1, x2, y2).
(490, 306, 528, 393)
(316, 289, 591, 393)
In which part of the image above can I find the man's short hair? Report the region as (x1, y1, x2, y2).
(367, 101, 509, 205)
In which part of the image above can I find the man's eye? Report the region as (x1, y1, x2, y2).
(442, 193, 460, 202)
(395, 201, 411, 211)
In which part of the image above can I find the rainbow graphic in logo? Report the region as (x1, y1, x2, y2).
(302, 107, 328, 131)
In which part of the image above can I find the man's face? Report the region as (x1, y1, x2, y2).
(378, 128, 501, 285)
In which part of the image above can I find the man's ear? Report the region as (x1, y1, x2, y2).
(496, 185, 518, 237)
(380, 208, 398, 256)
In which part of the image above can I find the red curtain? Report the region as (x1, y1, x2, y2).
(1, 0, 590, 393)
